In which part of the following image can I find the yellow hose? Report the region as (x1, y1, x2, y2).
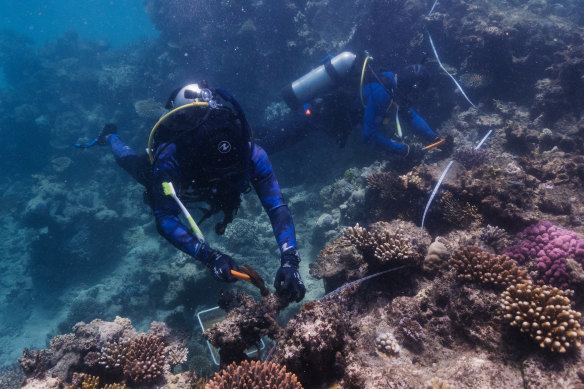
(360, 56, 373, 108)
(147, 101, 209, 164)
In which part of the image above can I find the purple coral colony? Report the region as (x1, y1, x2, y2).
(1, 0, 584, 388)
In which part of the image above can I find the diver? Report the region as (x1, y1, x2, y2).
(93, 83, 306, 304)
(257, 52, 447, 160)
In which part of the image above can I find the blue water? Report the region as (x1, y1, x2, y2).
(1, 0, 157, 47)
(1, 0, 582, 386)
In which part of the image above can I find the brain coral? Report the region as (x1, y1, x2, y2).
(451, 246, 530, 288)
(501, 282, 583, 352)
(206, 360, 303, 389)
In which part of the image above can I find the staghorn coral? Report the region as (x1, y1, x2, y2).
(123, 334, 166, 384)
(102, 384, 126, 389)
(479, 225, 510, 253)
(501, 283, 584, 352)
(206, 360, 303, 389)
(451, 246, 530, 289)
(375, 332, 401, 355)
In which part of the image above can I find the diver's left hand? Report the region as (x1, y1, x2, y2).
(274, 249, 306, 303)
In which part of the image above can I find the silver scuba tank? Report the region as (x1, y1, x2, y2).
(282, 51, 357, 109)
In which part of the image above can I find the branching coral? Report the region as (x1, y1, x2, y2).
(367, 172, 401, 200)
(165, 344, 188, 366)
(344, 223, 419, 268)
(439, 191, 481, 227)
(122, 334, 166, 384)
(98, 338, 130, 371)
(426, 378, 456, 389)
(479, 224, 510, 253)
(453, 147, 493, 168)
(206, 360, 303, 389)
(501, 283, 584, 352)
(451, 246, 530, 289)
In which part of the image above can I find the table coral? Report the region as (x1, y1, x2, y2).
(501, 282, 584, 352)
(503, 221, 584, 289)
(451, 246, 531, 288)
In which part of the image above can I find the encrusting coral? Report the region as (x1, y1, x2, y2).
(375, 332, 401, 355)
(423, 239, 449, 275)
(205, 360, 303, 389)
(451, 246, 530, 289)
(501, 282, 584, 352)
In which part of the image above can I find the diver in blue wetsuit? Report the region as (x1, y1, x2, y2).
(96, 83, 305, 303)
(259, 54, 445, 159)
(361, 64, 441, 159)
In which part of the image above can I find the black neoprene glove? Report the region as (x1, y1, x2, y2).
(198, 244, 238, 283)
(97, 123, 118, 145)
(404, 144, 426, 162)
(274, 249, 306, 303)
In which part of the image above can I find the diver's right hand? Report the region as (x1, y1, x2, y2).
(205, 250, 239, 283)
(404, 144, 426, 162)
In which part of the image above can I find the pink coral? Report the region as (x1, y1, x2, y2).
(503, 221, 584, 289)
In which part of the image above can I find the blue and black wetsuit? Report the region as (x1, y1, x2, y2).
(108, 135, 296, 263)
(256, 72, 438, 156)
(362, 72, 438, 156)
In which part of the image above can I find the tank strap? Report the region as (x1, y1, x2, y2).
(324, 58, 342, 84)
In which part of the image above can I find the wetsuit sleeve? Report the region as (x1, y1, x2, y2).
(250, 144, 297, 253)
(407, 108, 438, 140)
(150, 143, 213, 263)
(362, 83, 408, 156)
(109, 134, 136, 159)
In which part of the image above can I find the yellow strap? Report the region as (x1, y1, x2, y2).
(395, 104, 403, 139)
(360, 56, 373, 108)
(147, 101, 209, 164)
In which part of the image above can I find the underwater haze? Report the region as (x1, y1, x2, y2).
(1, 0, 584, 388)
